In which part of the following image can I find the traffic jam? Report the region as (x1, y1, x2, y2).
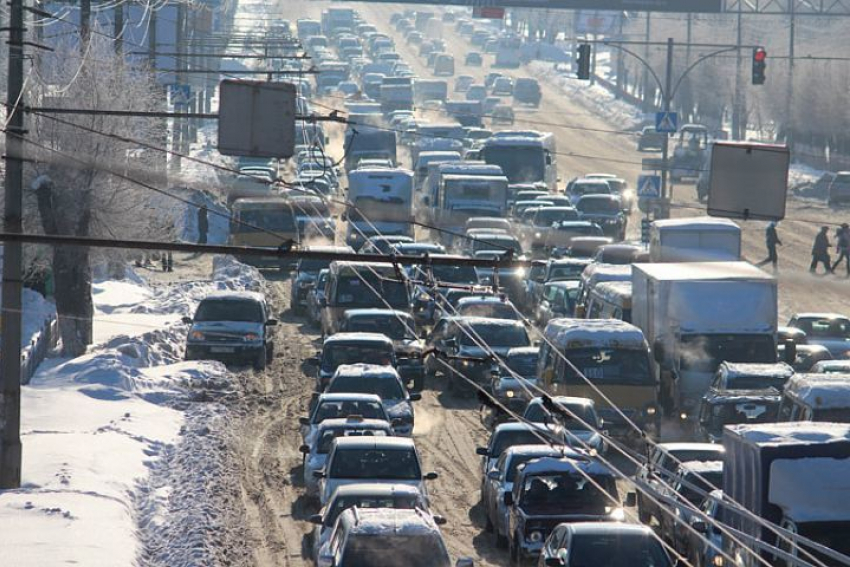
(191, 6, 850, 567)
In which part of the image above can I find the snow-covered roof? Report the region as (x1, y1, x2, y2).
(333, 436, 416, 450)
(323, 333, 394, 346)
(591, 281, 632, 302)
(456, 296, 512, 305)
(494, 421, 559, 434)
(342, 507, 439, 536)
(332, 364, 401, 380)
(658, 442, 726, 454)
(519, 456, 612, 478)
(303, 245, 354, 253)
(581, 263, 631, 281)
(703, 389, 781, 404)
(792, 313, 849, 321)
(721, 362, 795, 380)
(632, 261, 773, 282)
(729, 422, 850, 446)
(503, 444, 583, 460)
(343, 309, 413, 320)
(768, 457, 850, 522)
(543, 318, 647, 349)
(507, 346, 540, 357)
(317, 418, 393, 432)
(316, 393, 383, 404)
(528, 396, 596, 409)
(652, 216, 740, 231)
(330, 483, 424, 499)
(678, 460, 723, 475)
(449, 316, 525, 328)
(201, 291, 265, 303)
(784, 373, 850, 409)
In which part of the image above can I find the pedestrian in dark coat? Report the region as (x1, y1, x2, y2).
(811, 226, 833, 274)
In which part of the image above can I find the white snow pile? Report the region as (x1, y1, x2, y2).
(529, 60, 646, 131)
(20, 286, 56, 349)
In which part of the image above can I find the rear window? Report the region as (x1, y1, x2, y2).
(330, 448, 421, 479)
(342, 534, 450, 567)
(322, 345, 394, 371)
(491, 429, 551, 456)
(461, 323, 530, 348)
(327, 374, 406, 400)
(317, 428, 389, 454)
(195, 299, 263, 322)
(314, 400, 387, 423)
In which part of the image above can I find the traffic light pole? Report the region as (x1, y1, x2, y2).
(660, 37, 673, 206)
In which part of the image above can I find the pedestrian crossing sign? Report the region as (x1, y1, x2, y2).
(637, 174, 661, 198)
(655, 111, 678, 133)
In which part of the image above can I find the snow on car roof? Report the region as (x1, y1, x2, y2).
(632, 261, 773, 282)
(332, 364, 401, 379)
(507, 346, 540, 357)
(333, 436, 415, 450)
(344, 308, 413, 319)
(323, 333, 395, 345)
(678, 460, 723, 475)
(784, 373, 850, 408)
(652, 216, 740, 231)
(343, 507, 439, 535)
(543, 318, 646, 349)
(729, 421, 850, 445)
(330, 483, 424, 499)
(317, 418, 393, 431)
(519, 456, 611, 477)
(456, 296, 512, 305)
(202, 291, 265, 303)
(447, 315, 525, 327)
(721, 362, 795, 380)
(503, 444, 583, 459)
(316, 393, 383, 403)
(792, 313, 849, 321)
(567, 522, 654, 536)
(494, 421, 559, 433)
(528, 396, 595, 409)
(657, 442, 726, 454)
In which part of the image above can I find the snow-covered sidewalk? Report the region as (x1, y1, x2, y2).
(0, 256, 261, 566)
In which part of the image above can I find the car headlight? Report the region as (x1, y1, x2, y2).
(505, 390, 515, 398)
(623, 189, 635, 199)
(534, 232, 542, 239)
(608, 507, 626, 522)
(680, 411, 689, 421)
(528, 531, 543, 543)
(190, 331, 204, 340)
(462, 360, 470, 368)
(645, 405, 657, 416)
(245, 333, 260, 342)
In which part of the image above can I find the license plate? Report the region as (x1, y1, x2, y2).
(210, 346, 235, 353)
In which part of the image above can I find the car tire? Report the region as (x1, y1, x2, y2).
(253, 347, 267, 371)
(485, 514, 494, 533)
(496, 530, 508, 549)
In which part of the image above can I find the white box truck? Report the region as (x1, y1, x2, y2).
(649, 216, 741, 262)
(345, 168, 414, 248)
(631, 262, 777, 418)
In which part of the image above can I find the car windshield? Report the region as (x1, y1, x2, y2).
(726, 374, 790, 391)
(346, 316, 416, 340)
(578, 199, 620, 214)
(458, 302, 519, 320)
(325, 495, 422, 527)
(299, 258, 333, 273)
(535, 208, 579, 226)
(460, 323, 529, 348)
(341, 534, 450, 567)
(194, 299, 263, 322)
(483, 146, 545, 184)
(519, 473, 616, 514)
(317, 428, 389, 454)
(548, 264, 587, 281)
(569, 532, 671, 567)
(492, 429, 552, 456)
(415, 264, 479, 284)
(335, 273, 409, 309)
(322, 345, 394, 371)
(327, 375, 406, 400)
(560, 348, 652, 385)
(705, 401, 780, 434)
(679, 472, 723, 504)
(506, 353, 539, 378)
(573, 183, 610, 196)
(524, 402, 597, 431)
(237, 209, 296, 232)
(329, 448, 421, 479)
(680, 334, 777, 373)
(794, 317, 850, 340)
(472, 237, 521, 254)
(314, 400, 387, 423)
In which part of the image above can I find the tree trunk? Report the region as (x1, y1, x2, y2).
(52, 245, 93, 356)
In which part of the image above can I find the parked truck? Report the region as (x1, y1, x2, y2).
(649, 217, 741, 262)
(723, 422, 850, 567)
(632, 262, 777, 419)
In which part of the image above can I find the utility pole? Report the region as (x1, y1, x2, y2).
(80, 0, 91, 45)
(787, 3, 795, 150)
(114, 3, 124, 54)
(0, 0, 26, 489)
(661, 37, 674, 209)
(174, 1, 186, 169)
(732, 4, 743, 139)
(615, 15, 624, 98)
(642, 12, 652, 112)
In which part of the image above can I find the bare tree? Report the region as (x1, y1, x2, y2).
(27, 32, 165, 356)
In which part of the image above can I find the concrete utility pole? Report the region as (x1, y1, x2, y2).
(733, 3, 743, 139)
(787, 3, 795, 150)
(661, 37, 674, 204)
(175, 1, 186, 168)
(0, 0, 27, 489)
(81, 0, 91, 45)
(642, 12, 652, 112)
(114, 3, 124, 54)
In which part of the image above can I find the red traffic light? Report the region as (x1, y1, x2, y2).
(754, 48, 767, 62)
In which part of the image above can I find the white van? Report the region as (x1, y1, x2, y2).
(345, 168, 414, 247)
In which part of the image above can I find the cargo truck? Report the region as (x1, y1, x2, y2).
(632, 262, 777, 418)
(649, 217, 741, 262)
(723, 422, 850, 567)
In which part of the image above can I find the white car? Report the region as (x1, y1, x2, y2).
(299, 393, 389, 445)
(300, 417, 394, 497)
(316, 436, 438, 505)
(309, 483, 431, 562)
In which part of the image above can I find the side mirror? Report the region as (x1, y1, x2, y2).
(309, 513, 323, 525)
(306, 356, 320, 367)
(653, 339, 666, 363)
(299, 416, 310, 426)
(424, 471, 439, 480)
(409, 392, 422, 402)
(475, 447, 489, 456)
(299, 444, 310, 454)
(313, 470, 325, 479)
(434, 515, 447, 525)
(625, 492, 637, 507)
(503, 492, 513, 506)
(266, 319, 278, 327)
(692, 519, 708, 533)
(181, 316, 193, 325)
(487, 469, 500, 480)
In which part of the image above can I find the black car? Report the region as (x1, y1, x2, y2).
(465, 51, 483, 66)
(289, 247, 353, 314)
(696, 389, 781, 443)
(575, 195, 626, 240)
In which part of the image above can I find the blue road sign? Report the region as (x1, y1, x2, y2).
(169, 84, 192, 106)
(637, 174, 662, 198)
(655, 111, 678, 133)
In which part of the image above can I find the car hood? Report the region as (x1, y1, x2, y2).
(384, 399, 413, 419)
(808, 337, 850, 357)
(395, 340, 424, 355)
(190, 321, 264, 335)
(460, 345, 512, 359)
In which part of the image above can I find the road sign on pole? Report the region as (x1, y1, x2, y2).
(169, 84, 192, 107)
(637, 174, 662, 198)
(655, 111, 678, 133)
(473, 6, 505, 19)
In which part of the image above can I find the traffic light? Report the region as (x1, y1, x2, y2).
(576, 43, 591, 80)
(752, 47, 767, 85)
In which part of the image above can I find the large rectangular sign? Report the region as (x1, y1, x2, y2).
(338, 0, 723, 14)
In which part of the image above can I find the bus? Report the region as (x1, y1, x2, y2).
(229, 197, 299, 269)
(481, 131, 558, 192)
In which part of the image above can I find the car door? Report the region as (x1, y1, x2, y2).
(425, 320, 449, 374)
(486, 452, 508, 523)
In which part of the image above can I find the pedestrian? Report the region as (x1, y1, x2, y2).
(833, 223, 850, 276)
(811, 226, 833, 274)
(197, 205, 209, 245)
(757, 221, 782, 271)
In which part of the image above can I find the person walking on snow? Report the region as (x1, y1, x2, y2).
(757, 221, 781, 271)
(811, 226, 833, 274)
(833, 223, 850, 276)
